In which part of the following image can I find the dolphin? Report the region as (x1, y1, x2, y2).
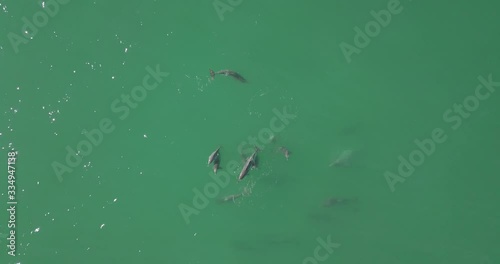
(208, 146, 220, 165)
(218, 187, 251, 203)
(209, 69, 247, 83)
(218, 193, 243, 203)
(279, 147, 290, 161)
(329, 149, 353, 167)
(213, 155, 221, 174)
(238, 148, 258, 180)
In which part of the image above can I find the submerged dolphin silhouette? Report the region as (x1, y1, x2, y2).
(210, 69, 247, 83)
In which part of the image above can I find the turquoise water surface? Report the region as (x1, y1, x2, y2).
(0, 0, 499, 263)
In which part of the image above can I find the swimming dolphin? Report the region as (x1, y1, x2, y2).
(329, 149, 353, 167)
(208, 146, 220, 165)
(218, 187, 251, 203)
(213, 155, 221, 174)
(279, 147, 290, 161)
(238, 148, 258, 180)
(209, 69, 247, 83)
(218, 193, 243, 203)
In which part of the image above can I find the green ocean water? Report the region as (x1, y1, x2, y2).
(0, 0, 499, 263)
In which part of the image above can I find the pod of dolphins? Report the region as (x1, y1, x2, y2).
(207, 69, 356, 206)
(207, 145, 283, 181)
(207, 68, 281, 182)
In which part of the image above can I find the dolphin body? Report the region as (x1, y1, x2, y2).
(210, 69, 247, 83)
(208, 147, 220, 165)
(238, 149, 258, 180)
(213, 155, 221, 174)
(279, 147, 290, 161)
(329, 149, 353, 167)
(218, 187, 251, 204)
(218, 193, 243, 203)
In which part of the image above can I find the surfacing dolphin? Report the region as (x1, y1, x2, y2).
(238, 148, 259, 181)
(208, 146, 220, 166)
(210, 69, 247, 83)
